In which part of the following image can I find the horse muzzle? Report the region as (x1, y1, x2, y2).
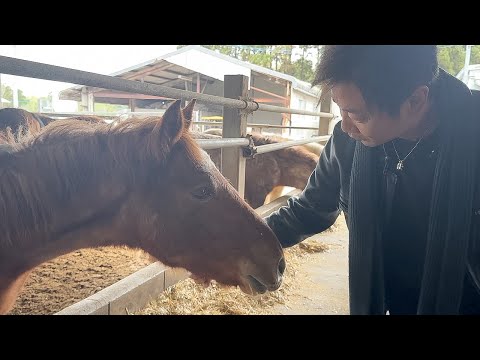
(241, 256, 285, 295)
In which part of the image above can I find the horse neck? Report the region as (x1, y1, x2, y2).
(276, 148, 319, 189)
(0, 129, 148, 274)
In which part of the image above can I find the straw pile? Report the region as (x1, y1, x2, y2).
(136, 236, 330, 315)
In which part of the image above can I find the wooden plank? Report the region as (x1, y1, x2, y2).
(55, 262, 168, 315)
(165, 268, 190, 289)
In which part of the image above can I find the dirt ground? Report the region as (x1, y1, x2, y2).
(9, 216, 349, 315)
(9, 247, 154, 315)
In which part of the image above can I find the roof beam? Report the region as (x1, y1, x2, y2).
(126, 63, 176, 80)
(251, 86, 287, 100)
(162, 68, 196, 77)
(145, 74, 177, 81)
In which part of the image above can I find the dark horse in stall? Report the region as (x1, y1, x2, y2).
(0, 108, 105, 137)
(0, 100, 285, 314)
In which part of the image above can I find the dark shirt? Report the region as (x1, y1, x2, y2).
(380, 130, 480, 314)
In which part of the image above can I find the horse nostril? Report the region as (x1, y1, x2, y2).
(278, 256, 286, 276)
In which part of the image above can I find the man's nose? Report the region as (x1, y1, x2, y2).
(340, 114, 355, 134)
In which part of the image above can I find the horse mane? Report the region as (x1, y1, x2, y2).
(38, 114, 106, 126)
(0, 115, 200, 249)
(0, 108, 42, 136)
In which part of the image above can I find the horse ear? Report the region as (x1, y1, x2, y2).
(160, 99, 183, 143)
(181, 99, 197, 129)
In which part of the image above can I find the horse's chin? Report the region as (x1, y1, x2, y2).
(238, 282, 255, 295)
(238, 277, 268, 296)
(190, 274, 213, 289)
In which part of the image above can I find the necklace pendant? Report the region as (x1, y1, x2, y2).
(396, 160, 404, 171)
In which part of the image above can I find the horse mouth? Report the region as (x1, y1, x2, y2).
(246, 275, 268, 294)
(245, 274, 283, 295)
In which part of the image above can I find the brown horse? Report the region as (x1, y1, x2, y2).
(254, 135, 323, 205)
(0, 108, 106, 137)
(192, 132, 320, 209)
(0, 100, 285, 314)
(202, 128, 323, 206)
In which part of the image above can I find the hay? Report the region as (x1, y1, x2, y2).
(136, 237, 329, 315)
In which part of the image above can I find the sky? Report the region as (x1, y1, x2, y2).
(0, 45, 178, 111)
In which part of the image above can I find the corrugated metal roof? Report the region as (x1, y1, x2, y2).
(59, 45, 320, 101)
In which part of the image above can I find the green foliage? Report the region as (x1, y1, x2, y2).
(180, 45, 478, 84)
(438, 45, 480, 76)
(1, 84, 40, 111)
(293, 57, 315, 83)
(470, 46, 480, 65)
(1, 84, 13, 101)
(198, 45, 315, 82)
(19, 96, 39, 112)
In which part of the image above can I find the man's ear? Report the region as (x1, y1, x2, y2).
(408, 85, 429, 113)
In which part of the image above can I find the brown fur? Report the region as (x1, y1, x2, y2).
(0, 108, 43, 136)
(0, 108, 106, 138)
(0, 100, 284, 314)
(39, 114, 106, 126)
(192, 132, 320, 208)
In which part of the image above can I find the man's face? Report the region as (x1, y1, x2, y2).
(331, 82, 422, 147)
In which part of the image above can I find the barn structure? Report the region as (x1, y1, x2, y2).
(59, 45, 340, 138)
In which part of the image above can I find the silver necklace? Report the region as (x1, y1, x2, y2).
(390, 137, 423, 171)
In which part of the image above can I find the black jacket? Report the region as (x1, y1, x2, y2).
(265, 70, 480, 314)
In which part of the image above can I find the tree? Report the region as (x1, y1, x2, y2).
(293, 58, 315, 83)
(437, 45, 480, 77)
(1, 84, 13, 101)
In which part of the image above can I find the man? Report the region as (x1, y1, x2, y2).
(265, 45, 480, 315)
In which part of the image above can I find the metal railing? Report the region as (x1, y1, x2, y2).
(255, 136, 330, 154)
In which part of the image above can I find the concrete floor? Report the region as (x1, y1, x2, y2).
(271, 221, 350, 315)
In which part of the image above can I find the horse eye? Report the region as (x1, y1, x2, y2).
(191, 186, 214, 201)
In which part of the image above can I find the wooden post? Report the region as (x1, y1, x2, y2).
(80, 87, 88, 112)
(317, 92, 331, 136)
(222, 75, 248, 198)
(87, 91, 94, 112)
(129, 98, 136, 112)
(285, 81, 292, 137)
